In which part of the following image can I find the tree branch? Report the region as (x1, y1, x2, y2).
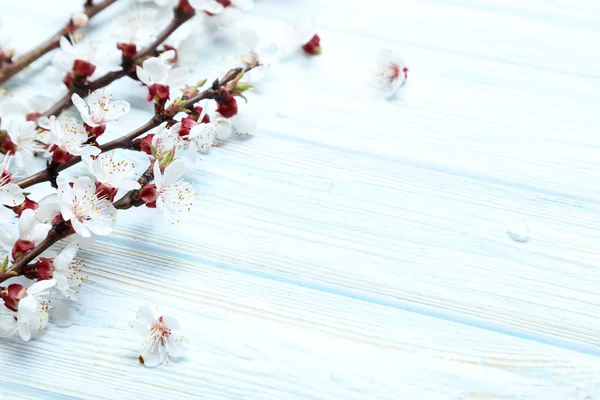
(0, 0, 120, 86)
(39, 9, 195, 119)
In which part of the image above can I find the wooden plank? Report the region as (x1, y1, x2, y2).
(1, 241, 599, 399)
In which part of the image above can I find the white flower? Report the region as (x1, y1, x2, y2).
(58, 176, 117, 237)
(152, 159, 194, 221)
(52, 243, 84, 301)
(136, 52, 188, 91)
(46, 115, 101, 159)
(151, 121, 182, 157)
(369, 49, 408, 98)
(280, 15, 317, 57)
(0, 169, 24, 208)
(185, 118, 230, 162)
(130, 304, 189, 367)
(234, 28, 279, 82)
(84, 152, 140, 191)
(112, 8, 158, 47)
(18, 209, 50, 245)
(214, 103, 257, 137)
(5, 120, 45, 168)
(52, 36, 103, 74)
(71, 90, 130, 128)
(0, 90, 52, 117)
(16, 279, 56, 341)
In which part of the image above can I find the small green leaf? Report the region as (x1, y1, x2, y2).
(236, 82, 255, 93)
(22, 192, 31, 197)
(0, 256, 9, 272)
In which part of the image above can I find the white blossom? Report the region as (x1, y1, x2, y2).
(369, 49, 408, 98)
(136, 52, 188, 91)
(152, 159, 194, 221)
(46, 115, 101, 158)
(71, 90, 131, 128)
(0, 168, 24, 209)
(52, 36, 118, 76)
(58, 176, 117, 237)
(18, 209, 50, 245)
(151, 121, 182, 158)
(234, 28, 279, 82)
(11, 280, 57, 341)
(112, 8, 158, 47)
(5, 120, 45, 168)
(84, 152, 141, 191)
(130, 304, 189, 367)
(52, 243, 84, 301)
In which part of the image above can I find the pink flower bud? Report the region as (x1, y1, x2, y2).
(68, 12, 89, 33)
(217, 96, 238, 118)
(0, 284, 27, 312)
(302, 34, 322, 55)
(12, 239, 35, 261)
(135, 134, 155, 155)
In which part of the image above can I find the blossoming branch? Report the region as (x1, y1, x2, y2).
(0, 0, 328, 366)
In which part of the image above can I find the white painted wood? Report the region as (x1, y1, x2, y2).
(1, 0, 600, 398)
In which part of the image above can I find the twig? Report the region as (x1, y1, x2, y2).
(39, 9, 195, 119)
(0, 0, 120, 86)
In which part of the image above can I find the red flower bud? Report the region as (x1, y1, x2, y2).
(216, 96, 238, 118)
(177, 0, 195, 15)
(12, 239, 35, 261)
(178, 117, 196, 139)
(140, 184, 158, 208)
(0, 284, 27, 312)
(62, 71, 74, 88)
(0, 131, 17, 155)
(49, 144, 74, 164)
(34, 257, 56, 281)
(147, 84, 170, 103)
(73, 59, 96, 80)
(191, 106, 210, 123)
(11, 197, 39, 218)
(136, 134, 155, 155)
(84, 123, 106, 138)
(95, 182, 118, 202)
(117, 42, 137, 58)
(302, 34, 322, 55)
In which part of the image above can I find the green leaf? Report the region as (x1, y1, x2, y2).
(236, 82, 254, 93)
(0, 256, 9, 272)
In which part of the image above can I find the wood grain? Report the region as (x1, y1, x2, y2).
(1, 0, 600, 398)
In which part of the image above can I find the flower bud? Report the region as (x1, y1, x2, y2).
(0, 130, 17, 155)
(31, 258, 56, 281)
(68, 12, 89, 33)
(216, 96, 238, 118)
(11, 197, 39, 218)
(49, 144, 73, 164)
(95, 182, 118, 202)
(0, 284, 26, 312)
(302, 34, 322, 55)
(84, 123, 106, 138)
(117, 42, 137, 58)
(11, 239, 35, 262)
(147, 84, 170, 103)
(73, 59, 96, 80)
(140, 184, 158, 208)
(134, 134, 155, 155)
(178, 117, 196, 139)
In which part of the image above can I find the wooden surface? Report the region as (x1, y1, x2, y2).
(2, 0, 600, 398)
